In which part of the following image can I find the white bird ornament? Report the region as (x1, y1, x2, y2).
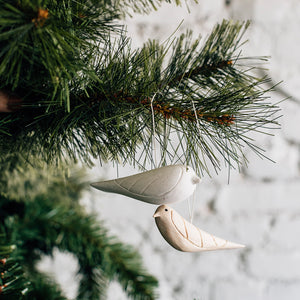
(91, 165, 201, 205)
(153, 205, 245, 252)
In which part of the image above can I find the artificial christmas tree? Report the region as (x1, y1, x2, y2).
(0, 0, 280, 299)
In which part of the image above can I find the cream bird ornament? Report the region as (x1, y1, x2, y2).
(153, 205, 245, 252)
(91, 165, 201, 205)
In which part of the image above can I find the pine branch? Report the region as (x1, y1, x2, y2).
(0, 15, 280, 175)
(0, 0, 120, 110)
(23, 270, 67, 300)
(0, 201, 67, 299)
(0, 232, 31, 299)
(81, 20, 280, 173)
(118, 0, 195, 15)
(1, 161, 158, 299)
(165, 59, 234, 88)
(19, 202, 158, 299)
(77, 267, 108, 300)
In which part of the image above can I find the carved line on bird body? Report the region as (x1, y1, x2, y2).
(113, 166, 184, 198)
(122, 177, 141, 191)
(139, 177, 160, 194)
(171, 210, 201, 249)
(139, 166, 184, 197)
(171, 209, 230, 250)
(154, 205, 245, 252)
(222, 240, 228, 248)
(212, 235, 218, 247)
(182, 213, 189, 239)
(112, 178, 157, 200)
(197, 227, 204, 248)
(112, 179, 138, 194)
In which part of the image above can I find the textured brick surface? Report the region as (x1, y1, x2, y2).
(265, 281, 300, 300)
(247, 251, 300, 280)
(212, 278, 265, 300)
(40, 1, 300, 299)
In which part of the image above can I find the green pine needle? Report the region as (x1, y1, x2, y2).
(0, 17, 281, 175)
(1, 161, 159, 299)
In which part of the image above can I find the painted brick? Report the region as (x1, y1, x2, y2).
(247, 251, 300, 280)
(264, 281, 300, 300)
(281, 100, 300, 144)
(173, 278, 210, 300)
(216, 182, 300, 216)
(212, 278, 264, 300)
(243, 135, 299, 180)
(267, 216, 300, 250)
(229, 215, 270, 247)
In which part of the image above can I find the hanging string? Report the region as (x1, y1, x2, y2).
(187, 189, 196, 224)
(187, 195, 192, 223)
(190, 98, 201, 140)
(188, 97, 203, 222)
(191, 97, 209, 172)
(150, 93, 158, 169)
(191, 188, 196, 224)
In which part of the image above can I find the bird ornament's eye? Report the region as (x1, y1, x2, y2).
(165, 208, 168, 212)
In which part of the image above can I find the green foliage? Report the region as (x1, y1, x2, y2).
(0, 159, 158, 299)
(1, 14, 280, 174)
(117, 0, 192, 15)
(0, 0, 187, 109)
(24, 271, 67, 300)
(0, 231, 31, 299)
(0, 0, 121, 112)
(0, 0, 281, 298)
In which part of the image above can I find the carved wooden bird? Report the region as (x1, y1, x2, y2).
(153, 205, 245, 252)
(91, 165, 201, 205)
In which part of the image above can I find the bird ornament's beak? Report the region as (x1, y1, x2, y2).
(192, 176, 201, 184)
(153, 212, 160, 218)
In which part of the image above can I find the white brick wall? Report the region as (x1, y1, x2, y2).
(40, 1, 300, 299)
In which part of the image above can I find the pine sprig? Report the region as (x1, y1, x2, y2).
(118, 0, 195, 15)
(0, 19, 280, 174)
(0, 0, 120, 110)
(19, 203, 158, 299)
(0, 6, 280, 175)
(23, 271, 67, 300)
(77, 267, 108, 300)
(0, 232, 31, 299)
(1, 162, 159, 299)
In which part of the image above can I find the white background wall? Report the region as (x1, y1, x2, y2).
(39, 1, 300, 299)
